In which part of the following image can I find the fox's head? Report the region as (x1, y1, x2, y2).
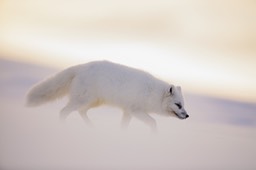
(162, 85, 189, 119)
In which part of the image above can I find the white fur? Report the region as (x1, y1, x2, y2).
(26, 61, 188, 130)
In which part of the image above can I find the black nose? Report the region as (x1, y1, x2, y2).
(185, 114, 189, 118)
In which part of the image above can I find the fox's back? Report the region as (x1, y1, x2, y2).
(76, 61, 157, 87)
(74, 61, 167, 108)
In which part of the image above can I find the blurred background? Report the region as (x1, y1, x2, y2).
(0, 0, 256, 170)
(0, 0, 255, 101)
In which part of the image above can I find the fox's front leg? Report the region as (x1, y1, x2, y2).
(130, 110, 157, 132)
(121, 111, 132, 129)
(79, 107, 93, 126)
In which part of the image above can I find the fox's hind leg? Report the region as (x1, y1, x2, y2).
(60, 102, 81, 121)
(60, 80, 92, 121)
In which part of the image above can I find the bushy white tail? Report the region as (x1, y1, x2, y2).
(26, 67, 75, 107)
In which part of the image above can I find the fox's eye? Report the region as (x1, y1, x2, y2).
(175, 103, 182, 109)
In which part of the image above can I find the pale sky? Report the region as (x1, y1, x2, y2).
(0, 0, 255, 102)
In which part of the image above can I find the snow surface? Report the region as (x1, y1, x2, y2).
(1, 59, 256, 170)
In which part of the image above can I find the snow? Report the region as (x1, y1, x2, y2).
(1, 59, 256, 170)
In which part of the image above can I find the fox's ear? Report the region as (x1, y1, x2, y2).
(169, 85, 174, 95)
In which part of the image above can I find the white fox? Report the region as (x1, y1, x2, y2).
(26, 61, 189, 130)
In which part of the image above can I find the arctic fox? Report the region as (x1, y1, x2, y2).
(26, 61, 189, 130)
